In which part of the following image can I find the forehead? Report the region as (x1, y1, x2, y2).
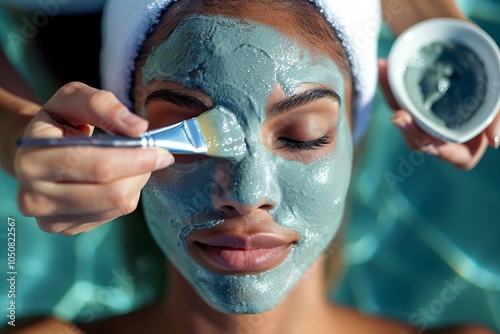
(148, 1, 346, 58)
(135, 1, 352, 84)
(142, 15, 344, 102)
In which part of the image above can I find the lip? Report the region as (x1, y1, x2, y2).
(198, 234, 292, 249)
(194, 241, 293, 274)
(189, 223, 299, 275)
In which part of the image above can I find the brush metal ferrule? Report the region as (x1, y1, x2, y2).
(143, 118, 208, 154)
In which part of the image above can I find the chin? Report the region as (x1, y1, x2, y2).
(184, 250, 305, 314)
(150, 220, 328, 314)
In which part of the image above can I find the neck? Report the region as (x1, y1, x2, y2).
(163, 258, 332, 334)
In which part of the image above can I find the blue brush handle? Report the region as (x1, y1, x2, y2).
(17, 135, 144, 147)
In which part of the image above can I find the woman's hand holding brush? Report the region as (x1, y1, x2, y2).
(15, 82, 175, 235)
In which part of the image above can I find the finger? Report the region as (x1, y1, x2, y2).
(38, 219, 108, 236)
(21, 108, 94, 140)
(378, 58, 400, 110)
(430, 134, 488, 170)
(18, 173, 151, 217)
(43, 82, 148, 137)
(485, 110, 500, 149)
(390, 110, 440, 151)
(16, 146, 173, 182)
(35, 193, 141, 235)
(391, 110, 488, 170)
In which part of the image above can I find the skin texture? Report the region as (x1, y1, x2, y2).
(0, 49, 41, 177)
(140, 14, 353, 314)
(4, 1, 499, 333)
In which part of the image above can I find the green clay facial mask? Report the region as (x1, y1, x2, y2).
(404, 41, 487, 129)
(141, 15, 353, 314)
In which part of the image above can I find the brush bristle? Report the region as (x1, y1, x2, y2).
(197, 107, 246, 159)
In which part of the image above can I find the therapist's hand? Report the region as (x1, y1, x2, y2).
(378, 59, 499, 170)
(15, 82, 174, 235)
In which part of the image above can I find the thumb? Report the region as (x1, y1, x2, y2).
(484, 110, 500, 149)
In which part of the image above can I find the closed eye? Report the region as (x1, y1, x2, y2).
(277, 135, 332, 151)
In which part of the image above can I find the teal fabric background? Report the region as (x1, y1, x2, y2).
(332, 1, 500, 331)
(0, 0, 499, 330)
(0, 171, 165, 324)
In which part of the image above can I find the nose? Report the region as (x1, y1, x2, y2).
(214, 198, 275, 218)
(211, 156, 280, 218)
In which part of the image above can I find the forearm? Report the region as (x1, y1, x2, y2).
(382, 0, 467, 35)
(1, 317, 85, 334)
(0, 49, 41, 176)
(0, 88, 39, 176)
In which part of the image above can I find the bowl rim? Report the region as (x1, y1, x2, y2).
(387, 17, 500, 143)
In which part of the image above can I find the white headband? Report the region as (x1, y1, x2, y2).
(100, 0, 381, 142)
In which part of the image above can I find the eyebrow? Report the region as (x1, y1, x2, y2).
(268, 88, 341, 117)
(145, 89, 212, 111)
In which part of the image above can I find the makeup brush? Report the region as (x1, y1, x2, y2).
(18, 107, 246, 159)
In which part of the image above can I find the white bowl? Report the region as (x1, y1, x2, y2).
(387, 18, 500, 143)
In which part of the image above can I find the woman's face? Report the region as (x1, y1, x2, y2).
(137, 14, 353, 314)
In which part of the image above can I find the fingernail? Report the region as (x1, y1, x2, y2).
(492, 120, 500, 149)
(120, 110, 144, 126)
(155, 152, 174, 170)
(391, 117, 409, 131)
(420, 143, 439, 156)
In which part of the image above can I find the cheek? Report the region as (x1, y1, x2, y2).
(271, 114, 352, 234)
(143, 161, 218, 226)
(276, 159, 344, 223)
